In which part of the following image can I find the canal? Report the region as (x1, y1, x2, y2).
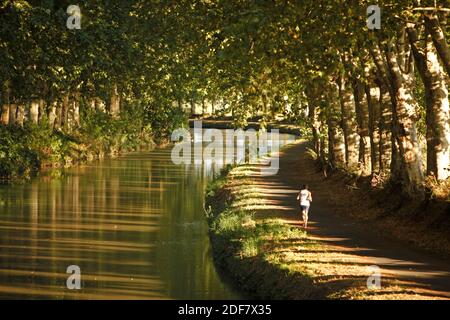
(0, 130, 295, 299)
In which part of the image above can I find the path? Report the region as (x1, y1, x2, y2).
(248, 141, 450, 298)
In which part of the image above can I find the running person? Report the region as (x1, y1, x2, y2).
(297, 184, 312, 229)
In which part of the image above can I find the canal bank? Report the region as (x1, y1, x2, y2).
(0, 112, 156, 182)
(205, 141, 450, 300)
(188, 118, 303, 136)
(205, 161, 326, 300)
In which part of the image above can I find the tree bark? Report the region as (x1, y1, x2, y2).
(385, 30, 425, 194)
(48, 101, 57, 128)
(30, 100, 40, 124)
(54, 100, 62, 129)
(366, 84, 381, 174)
(408, 24, 450, 180)
(353, 78, 371, 176)
(8, 103, 17, 125)
(308, 100, 321, 155)
(327, 81, 346, 169)
(370, 44, 401, 178)
(61, 95, 69, 128)
(73, 93, 80, 127)
(1, 103, 9, 125)
(67, 92, 80, 129)
(16, 104, 25, 127)
(1, 94, 9, 125)
(338, 75, 360, 170)
(1, 81, 11, 125)
(109, 84, 120, 118)
(424, 13, 450, 77)
(38, 99, 46, 124)
(190, 99, 195, 115)
(378, 81, 393, 171)
(425, 38, 450, 180)
(89, 98, 96, 110)
(95, 98, 106, 112)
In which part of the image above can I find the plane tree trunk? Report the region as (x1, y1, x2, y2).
(408, 24, 450, 180)
(384, 30, 425, 195)
(339, 75, 360, 170)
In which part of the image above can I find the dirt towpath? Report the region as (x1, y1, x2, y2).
(247, 141, 450, 298)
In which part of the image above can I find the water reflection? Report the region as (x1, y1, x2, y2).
(0, 131, 295, 299)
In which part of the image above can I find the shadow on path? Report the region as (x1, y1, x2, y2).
(246, 141, 450, 297)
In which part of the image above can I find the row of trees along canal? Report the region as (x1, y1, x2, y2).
(1, 1, 449, 198)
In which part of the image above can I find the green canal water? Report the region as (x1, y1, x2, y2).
(0, 132, 295, 299)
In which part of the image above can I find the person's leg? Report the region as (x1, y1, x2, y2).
(302, 211, 307, 228)
(303, 206, 309, 229)
(299, 207, 304, 225)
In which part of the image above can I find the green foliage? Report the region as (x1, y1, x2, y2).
(414, 72, 427, 139)
(0, 105, 153, 179)
(144, 103, 188, 142)
(211, 209, 254, 236)
(210, 204, 305, 258)
(80, 104, 153, 155)
(0, 125, 39, 178)
(1, 0, 446, 191)
(0, 121, 74, 178)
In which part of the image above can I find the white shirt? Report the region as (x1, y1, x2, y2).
(299, 189, 310, 206)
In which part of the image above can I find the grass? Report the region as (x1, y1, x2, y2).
(206, 163, 450, 300)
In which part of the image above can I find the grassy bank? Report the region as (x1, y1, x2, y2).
(205, 164, 447, 300)
(0, 107, 157, 181)
(205, 165, 324, 299)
